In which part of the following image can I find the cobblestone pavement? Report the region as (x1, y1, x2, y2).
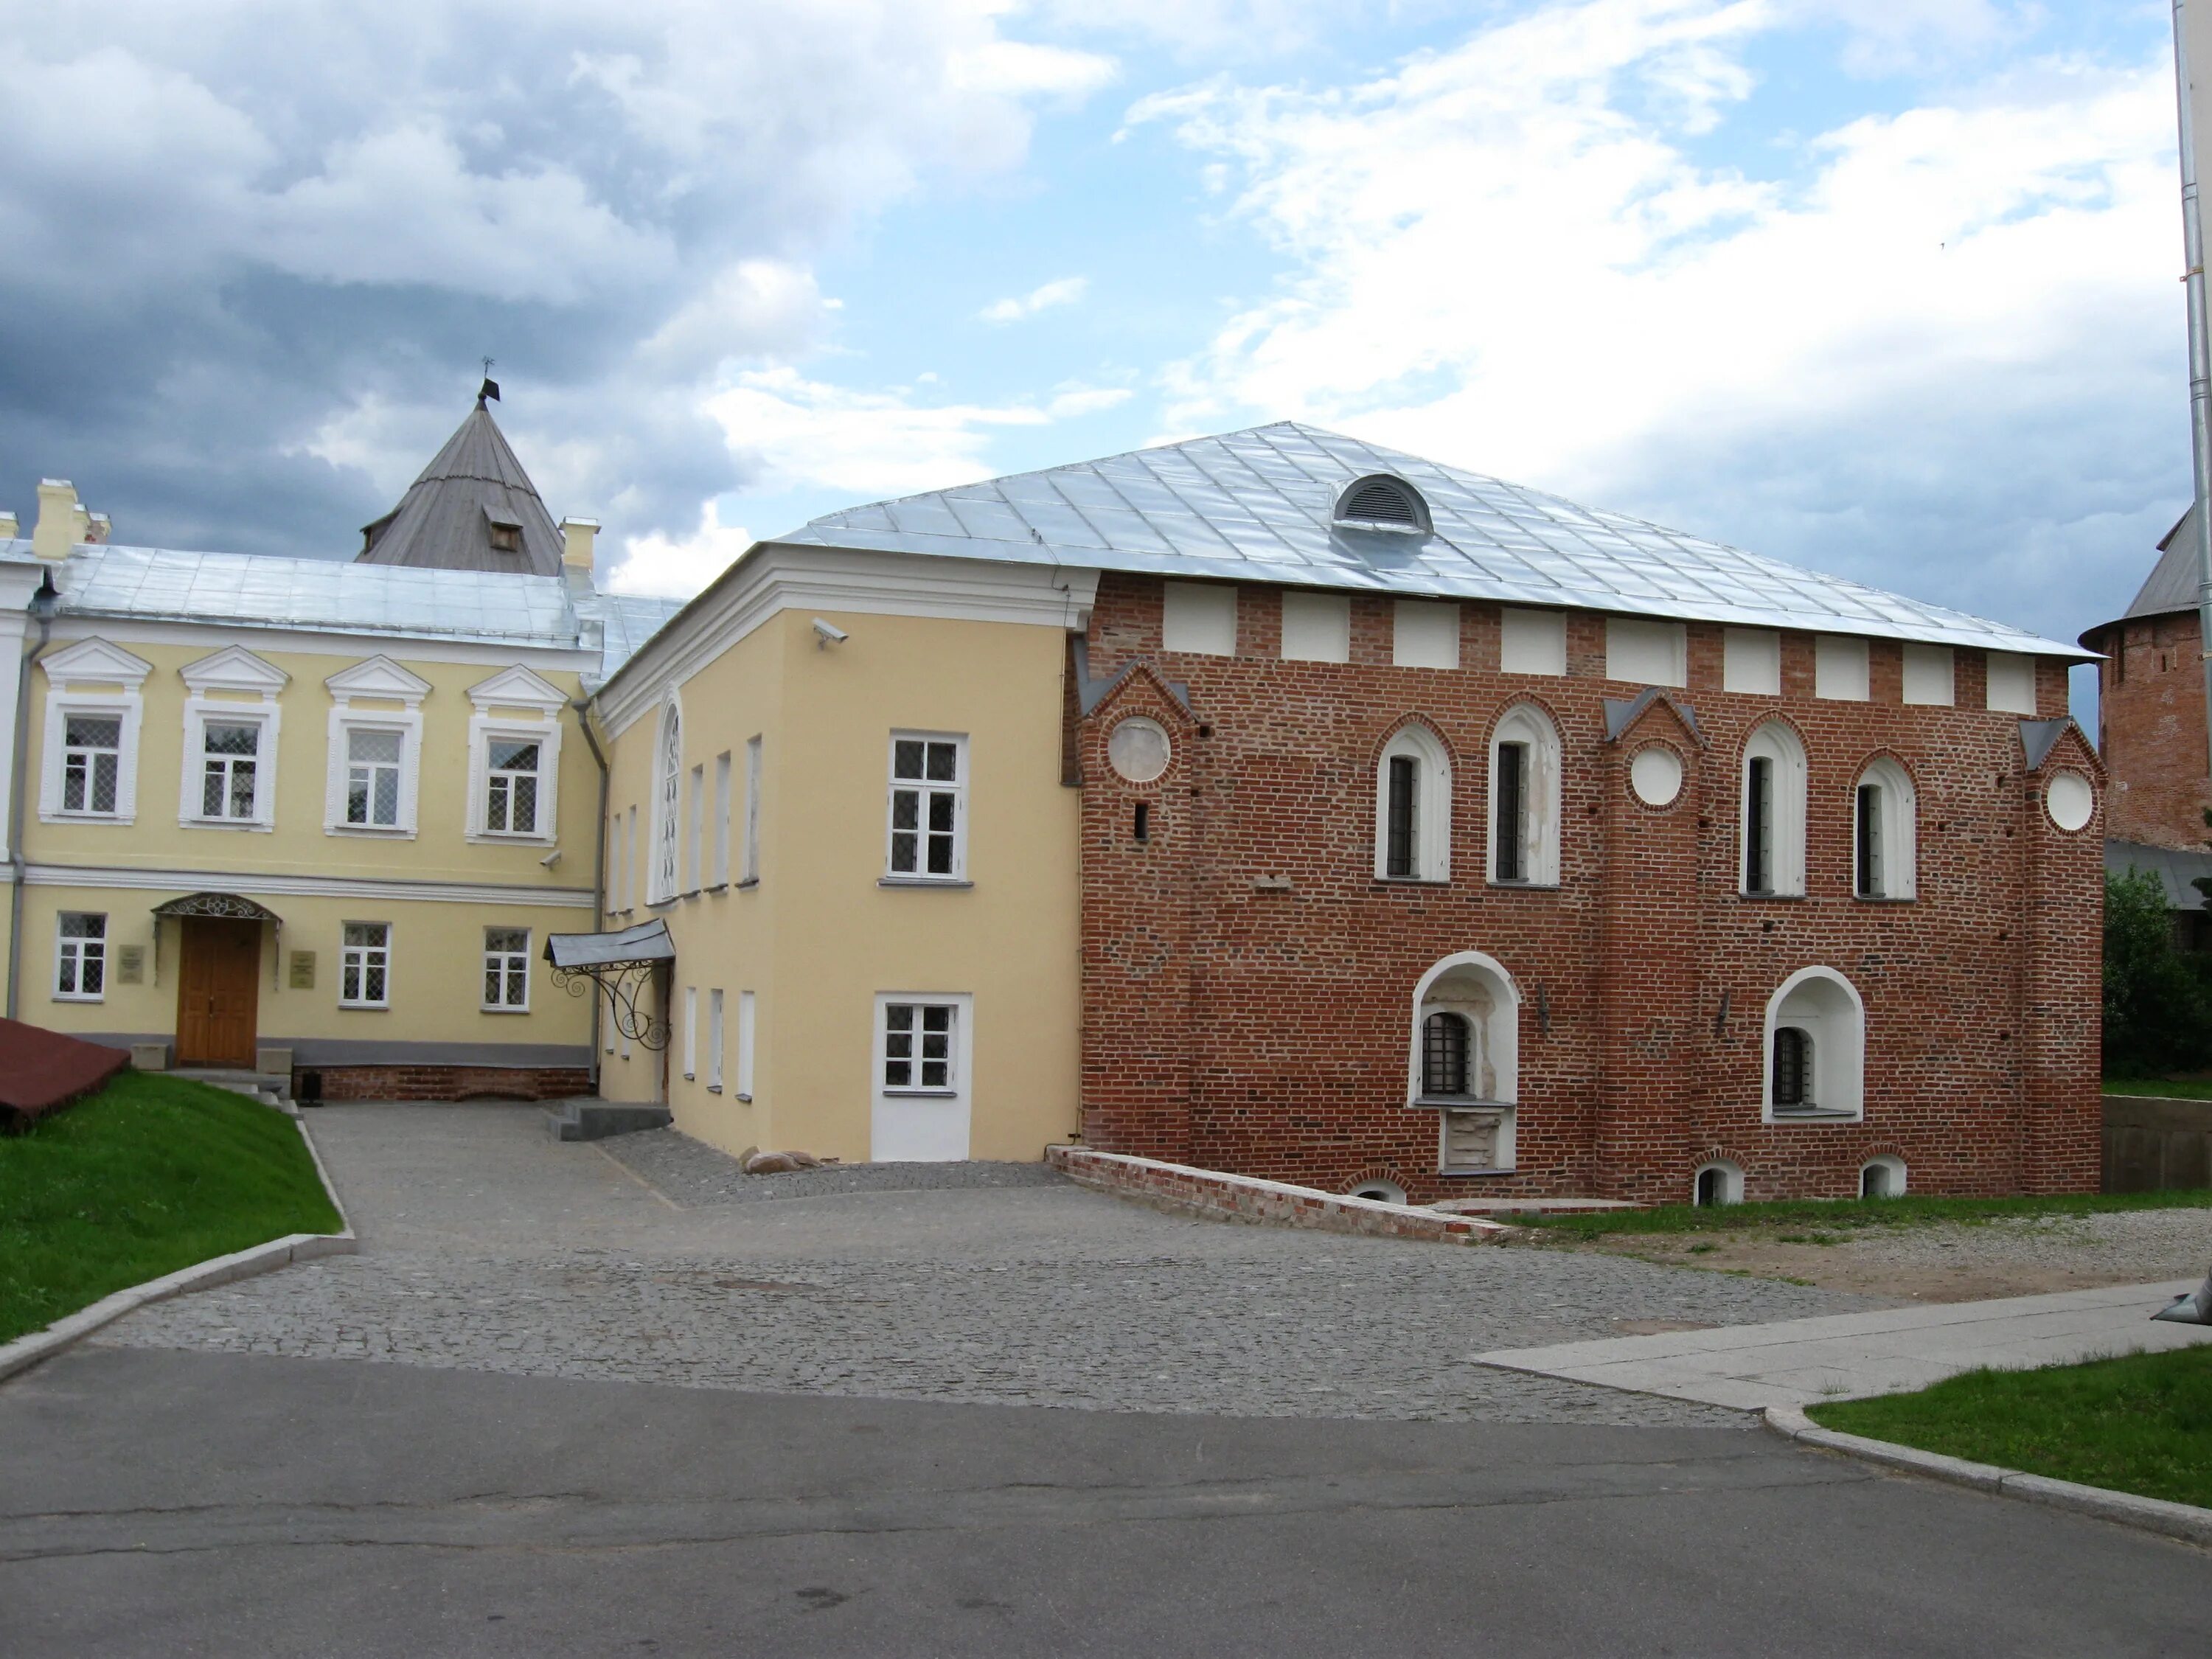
(101, 1104, 1884, 1425)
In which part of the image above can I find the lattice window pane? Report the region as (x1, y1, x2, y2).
(512, 776, 538, 835)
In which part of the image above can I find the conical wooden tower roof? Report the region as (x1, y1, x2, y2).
(357, 397, 565, 575)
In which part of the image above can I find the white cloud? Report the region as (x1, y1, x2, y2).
(979, 275, 1091, 322)
(608, 503, 754, 597)
(1138, 0, 2180, 639)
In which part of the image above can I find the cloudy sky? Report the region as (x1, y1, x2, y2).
(0, 1, 2185, 716)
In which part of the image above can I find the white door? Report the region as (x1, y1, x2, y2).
(871, 993, 972, 1161)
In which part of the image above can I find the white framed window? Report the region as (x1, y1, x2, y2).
(465, 666, 565, 844)
(649, 699, 682, 902)
(178, 645, 288, 830)
(483, 927, 530, 1011)
(1902, 644, 1955, 706)
(737, 990, 755, 1099)
(1741, 720, 1808, 897)
(1500, 608, 1566, 676)
(742, 736, 762, 883)
(199, 719, 263, 821)
(1376, 723, 1450, 882)
(707, 989, 726, 1091)
(55, 912, 106, 1001)
(682, 984, 698, 1079)
(1722, 628, 1780, 695)
(323, 656, 428, 837)
(684, 762, 704, 894)
(886, 732, 967, 881)
(38, 638, 150, 825)
(872, 992, 973, 1161)
(1854, 757, 1917, 900)
(1764, 967, 1865, 1122)
(1605, 618, 1686, 686)
(624, 806, 638, 908)
(1394, 601, 1459, 669)
(340, 922, 392, 1009)
(1280, 591, 1351, 663)
(1986, 652, 2037, 715)
(1488, 704, 1561, 886)
(712, 751, 732, 886)
(1815, 636, 1870, 701)
(1162, 582, 1237, 655)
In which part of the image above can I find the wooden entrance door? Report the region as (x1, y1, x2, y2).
(177, 918, 261, 1067)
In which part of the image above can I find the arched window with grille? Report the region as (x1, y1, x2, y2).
(1853, 756, 1917, 900)
(1764, 967, 1864, 1121)
(1422, 1012, 1471, 1096)
(1374, 723, 1450, 882)
(1488, 703, 1562, 886)
(1741, 721, 1808, 897)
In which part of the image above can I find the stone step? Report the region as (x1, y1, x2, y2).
(172, 1068, 295, 1110)
(543, 1099, 673, 1142)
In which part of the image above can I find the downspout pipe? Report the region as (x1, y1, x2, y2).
(2174, 1, 2212, 787)
(7, 581, 57, 1023)
(570, 694, 610, 1089)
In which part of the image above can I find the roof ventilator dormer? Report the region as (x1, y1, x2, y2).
(485, 509, 524, 555)
(1333, 473, 1431, 535)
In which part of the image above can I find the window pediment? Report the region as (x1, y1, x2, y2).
(181, 644, 289, 698)
(41, 636, 152, 691)
(467, 664, 566, 715)
(326, 655, 432, 709)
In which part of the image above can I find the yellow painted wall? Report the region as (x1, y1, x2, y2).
(598, 607, 1081, 1164)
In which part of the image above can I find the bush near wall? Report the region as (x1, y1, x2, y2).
(2104, 869, 2212, 1079)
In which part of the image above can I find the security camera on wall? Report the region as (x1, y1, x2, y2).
(539, 849, 562, 868)
(812, 617, 848, 647)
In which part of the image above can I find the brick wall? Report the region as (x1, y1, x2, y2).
(1078, 574, 2104, 1203)
(2091, 609, 2211, 850)
(306, 1065, 590, 1102)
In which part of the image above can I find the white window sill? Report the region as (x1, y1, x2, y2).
(736, 1092, 753, 1103)
(1408, 1096, 1513, 1111)
(1767, 1107, 1861, 1123)
(1373, 875, 1449, 888)
(682, 1071, 695, 1081)
(879, 877, 973, 889)
(327, 823, 416, 839)
(41, 812, 131, 827)
(1436, 1167, 1517, 1178)
(467, 832, 555, 846)
(706, 1084, 722, 1094)
(883, 1088, 959, 1099)
(481, 1006, 531, 1016)
(1854, 894, 1916, 905)
(1486, 880, 1560, 891)
(1739, 891, 1808, 902)
(338, 1004, 389, 1013)
(51, 994, 105, 1004)
(703, 882, 728, 894)
(737, 877, 760, 889)
(181, 817, 273, 832)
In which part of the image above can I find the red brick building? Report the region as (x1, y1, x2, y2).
(2080, 510, 2211, 853)
(788, 424, 2105, 1203)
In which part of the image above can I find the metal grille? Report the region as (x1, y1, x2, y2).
(201, 721, 259, 819)
(341, 922, 390, 1006)
(483, 927, 530, 1008)
(1856, 782, 1883, 897)
(1773, 1026, 1811, 1107)
(1385, 754, 1418, 877)
(1421, 1012, 1470, 1097)
(1494, 742, 1526, 880)
(57, 912, 106, 997)
(486, 740, 541, 834)
(347, 728, 403, 827)
(1338, 477, 1423, 527)
(1745, 756, 1773, 894)
(62, 714, 122, 814)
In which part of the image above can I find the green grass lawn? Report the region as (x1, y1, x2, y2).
(1808, 1346, 2212, 1509)
(1506, 1189, 2212, 1239)
(0, 1071, 342, 1345)
(2104, 1077, 2212, 1100)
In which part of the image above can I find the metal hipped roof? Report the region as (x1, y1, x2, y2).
(356, 402, 566, 577)
(779, 422, 2084, 660)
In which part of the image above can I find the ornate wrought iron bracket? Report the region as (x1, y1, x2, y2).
(544, 919, 675, 1052)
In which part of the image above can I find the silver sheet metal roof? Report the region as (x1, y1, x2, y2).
(2107, 838, 2212, 908)
(781, 422, 2082, 659)
(2099, 508, 2199, 631)
(356, 401, 566, 577)
(545, 917, 673, 970)
(597, 593, 689, 679)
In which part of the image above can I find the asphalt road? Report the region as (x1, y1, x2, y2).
(3, 1342, 2206, 1658)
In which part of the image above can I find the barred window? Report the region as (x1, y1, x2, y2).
(883, 1001, 955, 1091)
(887, 735, 964, 880)
(1492, 742, 1526, 881)
(201, 720, 260, 819)
(1385, 754, 1419, 877)
(341, 922, 391, 1008)
(56, 912, 106, 998)
(62, 715, 122, 814)
(1421, 1011, 1470, 1097)
(347, 728, 404, 827)
(482, 928, 529, 1009)
(484, 740, 541, 835)
(1772, 1026, 1812, 1108)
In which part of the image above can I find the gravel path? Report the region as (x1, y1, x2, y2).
(97, 1104, 1884, 1426)
(602, 1127, 1062, 1206)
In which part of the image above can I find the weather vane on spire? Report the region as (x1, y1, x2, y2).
(477, 358, 500, 408)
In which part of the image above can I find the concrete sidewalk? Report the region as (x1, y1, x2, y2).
(1474, 1279, 2212, 1411)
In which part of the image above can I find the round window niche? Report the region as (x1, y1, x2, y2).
(1107, 717, 1171, 785)
(1629, 745, 1683, 807)
(2045, 771, 2094, 833)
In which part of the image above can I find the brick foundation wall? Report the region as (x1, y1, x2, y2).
(305, 1065, 591, 1102)
(1078, 574, 2104, 1205)
(2090, 609, 2211, 850)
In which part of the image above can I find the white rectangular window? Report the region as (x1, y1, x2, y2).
(344, 727, 405, 827)
(742, 737, 762, 883)
(60, 714, 122, 815)
(682, 984, 698, 1079)
(1902, 643, 1955, 706)
(684, 763, 704, 893)
(55, 912, 105, 1000)
(712, 751, 732, 886)
(483, 738, 543, 834)
(1815, 636, 1871, 701)
(1986, 651, 2037, 714)
(201, 720, 261, 819)
(882, 1001, 957, 1092)
(1394, 600, 1459, 669)
(737, 990, 755, 1099)
(1605, 618, 1686, 687)
(482, 927, 529, 1010)
(340, 922, 391, 1009)
(626, 806, 639, 906)
(707, 989, 726, 1090)
(886, 733, 966, 880)
(1500, 608, 1567, 675)
(1722, 629, 1781, 695)
(1280, 591, 1351, 663)
(1162, 582, 1237, 655)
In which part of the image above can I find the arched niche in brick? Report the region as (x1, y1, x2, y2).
(1408, 950, 1519, 1107)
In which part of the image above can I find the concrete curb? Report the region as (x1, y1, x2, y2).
(0, 1114, 357, 1387)
(1765, 1405, 2212, 1548)
(1046, 1145, 1516, 1245)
